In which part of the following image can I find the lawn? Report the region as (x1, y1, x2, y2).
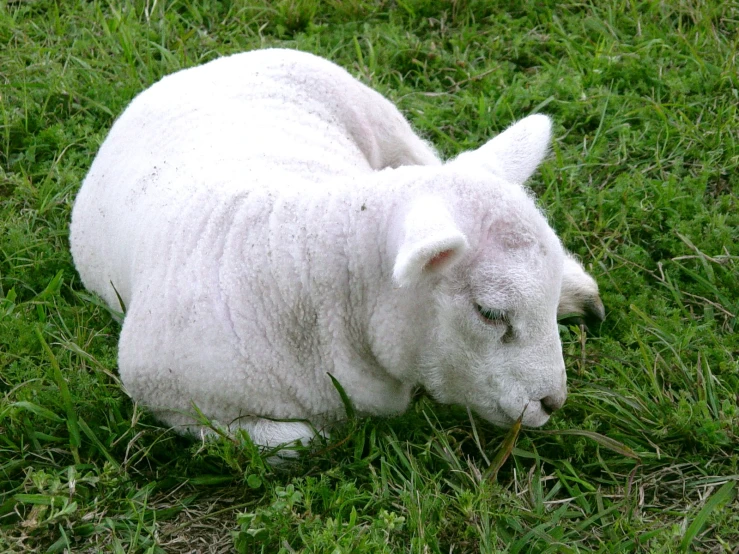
(1, 0, 737, 552)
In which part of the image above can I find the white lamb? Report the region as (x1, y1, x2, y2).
(70, 49, 604, 453)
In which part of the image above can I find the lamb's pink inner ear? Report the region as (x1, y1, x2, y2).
(426, 249, 454, 270)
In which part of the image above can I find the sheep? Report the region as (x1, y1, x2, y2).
(70, 49, 604, 454)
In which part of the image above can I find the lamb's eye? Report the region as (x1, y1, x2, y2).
(476, 304, 507, 323)
(476, 304, 515, 342)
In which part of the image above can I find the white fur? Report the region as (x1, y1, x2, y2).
(70, 49, 602, 451)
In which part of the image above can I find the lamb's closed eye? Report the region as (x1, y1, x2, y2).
(475, 305, 507, 323)
(475, 305, 516, 343)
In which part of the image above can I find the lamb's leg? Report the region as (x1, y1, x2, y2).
(119, 300, 322, 460)
(185, 417, 320, 461)
(229, 418, 320, 461)
(372, 121, 441, 168)
(350, 88, 442, 170)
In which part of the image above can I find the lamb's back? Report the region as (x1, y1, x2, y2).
(70, 49, 388, 308)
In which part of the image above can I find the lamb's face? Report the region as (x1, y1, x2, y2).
(390, 113, 573, 427)
(419, 222, 567, 428)
(392, 190, 568, 428)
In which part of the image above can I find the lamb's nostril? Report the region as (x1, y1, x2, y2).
(540, 395, 564, 415)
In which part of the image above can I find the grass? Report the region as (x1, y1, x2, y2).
(1, 0, 737, 551)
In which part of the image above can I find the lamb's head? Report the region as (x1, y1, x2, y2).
(390, 115, 572, 428)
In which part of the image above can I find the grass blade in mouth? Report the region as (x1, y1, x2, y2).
(485, 409, 524, 482)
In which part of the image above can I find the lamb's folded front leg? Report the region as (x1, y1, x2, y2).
(177, 414, 320, 460)
(345, 87, 442, 169)
(234, 418, 320, 459)
(366, 115, 441, 169)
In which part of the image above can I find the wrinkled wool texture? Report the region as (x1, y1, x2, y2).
(71, 49, 602, 449)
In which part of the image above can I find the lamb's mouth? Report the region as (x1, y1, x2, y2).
(485, 399, 557, 429)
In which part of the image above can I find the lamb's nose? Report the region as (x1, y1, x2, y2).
(540, 395, 565, 415)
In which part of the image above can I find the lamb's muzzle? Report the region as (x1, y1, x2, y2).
(540, 394, 565, 415)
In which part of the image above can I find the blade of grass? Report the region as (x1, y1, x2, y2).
(485, 410, 523, 481)
(35, 325, 81, 464)
(77, 417, 120, 469)
(8, 401, 64, 423)
(680, 481, 736, 552)
(327, 372, 356, 420)
(536, 429, 640, 460)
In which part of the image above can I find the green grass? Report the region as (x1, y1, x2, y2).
(1, 0, 738, 551)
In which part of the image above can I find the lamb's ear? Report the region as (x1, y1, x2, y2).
(558, 253, 606, 329)
(393, 196, 469, 287)
(457, 114, 552, 185)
